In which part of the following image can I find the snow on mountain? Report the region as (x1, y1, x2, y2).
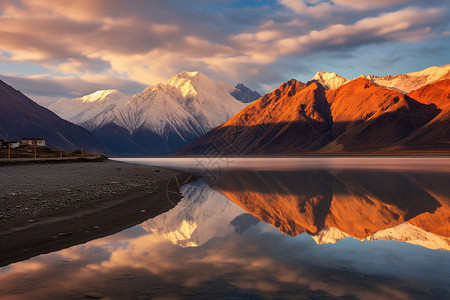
(105, 71, 246, 154)
(163, 71, 246, 130)
(141, 180, 249, 247)
(311, 71, 350, 90)
(362, 65, 450, 94)
(310, 66, 450, 93)
(48, 71, 247, 155)
(48, 89, 129, 130)
(105, 71, 247, 134)
(112, 84, 203, 137)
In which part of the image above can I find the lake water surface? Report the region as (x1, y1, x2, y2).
(1, 157, 449, 299)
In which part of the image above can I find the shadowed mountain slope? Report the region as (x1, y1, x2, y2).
(0, 79, 106, 152)
(398, 79, 450, 150)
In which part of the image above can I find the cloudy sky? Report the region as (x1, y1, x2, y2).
(0, 0, 449, 105)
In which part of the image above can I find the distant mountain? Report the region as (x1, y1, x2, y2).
(178, 74, 442, 155)
(362, 65, 450, 93)
(230, 83, 261, 103)
(48, 90, 129, 131)
(311, 71, 349, 90)
(0, 79, 106, 152)
(309, 66, 450, 93)
(49, 72, 247, 155)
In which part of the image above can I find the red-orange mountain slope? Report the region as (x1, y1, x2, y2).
(178, 78, 447, 155)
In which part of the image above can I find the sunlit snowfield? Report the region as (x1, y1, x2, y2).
(0, 157, 449, 299)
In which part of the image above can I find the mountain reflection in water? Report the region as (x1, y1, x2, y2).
(202, 170, 450, 249)
(1, 158, 449, 299)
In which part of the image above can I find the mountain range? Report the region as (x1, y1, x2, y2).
(1, 65, 447, 155)
(309, 65, 450, 93)
(0, 80, 106, 152)
(179, 65, 450, 155)
(49, 72, 260, 155)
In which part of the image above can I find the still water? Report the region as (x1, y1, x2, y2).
(1, 157, 449, 299)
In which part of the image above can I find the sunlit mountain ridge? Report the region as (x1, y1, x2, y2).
(179, 65, 450, 155)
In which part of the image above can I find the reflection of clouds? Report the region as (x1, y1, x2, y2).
(0, 224, 449, 299)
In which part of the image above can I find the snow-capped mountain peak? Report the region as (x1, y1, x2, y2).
(48, 89, 129, 127)
(78, 89, 126, 103)
(46, 70, 257, 155)
(115, 71, 246, 134)
(407, 65, 450, 80)
(167, 71, 204, 98)
(361, 65, 450, 93)
(311, 71, 350, 90)
(157, 71, 247, 130)
(47, 71, 249, 154)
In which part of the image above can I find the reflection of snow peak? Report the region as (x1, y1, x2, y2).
(311, 223, 450, 250)
(311, 227, 350, 245)
(141, 180, 247, 247)
(369, 223, 450, 250)
(150, 220, 198, 248)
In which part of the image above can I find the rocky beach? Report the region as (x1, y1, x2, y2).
(0, 160, 192, 267)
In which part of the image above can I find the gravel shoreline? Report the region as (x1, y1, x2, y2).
(0, 160, 193, 267)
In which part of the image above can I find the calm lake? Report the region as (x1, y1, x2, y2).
(1, 157, 449, 299)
